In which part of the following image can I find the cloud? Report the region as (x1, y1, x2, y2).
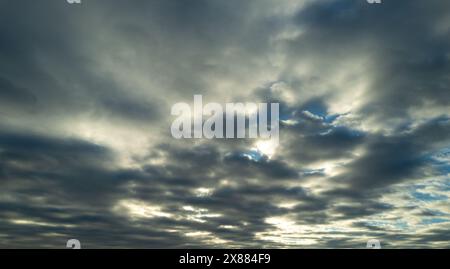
(0, 0, 449, 248)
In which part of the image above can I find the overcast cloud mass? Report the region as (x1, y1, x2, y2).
(0, 0, 449, 248)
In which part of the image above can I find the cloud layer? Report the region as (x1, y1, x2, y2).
(0, 0, 449, 248)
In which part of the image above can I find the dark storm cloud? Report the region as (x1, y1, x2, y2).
(283, 122, 366, 164)
(331, 117, 450, 191)
(282, 116, 450, 222)
(0, 129, 306, 247)
(0, 77, 37, 107)
(0, 201, 195, 248)
(224, 152, 299, 180)
(0, 0, 164, 126)
(287, 0, 450, 122)
(0, 129, 130, 205)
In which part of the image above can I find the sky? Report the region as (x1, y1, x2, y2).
(0, 0, 449, 248)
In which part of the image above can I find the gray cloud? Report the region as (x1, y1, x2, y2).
(0, 0, 449, 248)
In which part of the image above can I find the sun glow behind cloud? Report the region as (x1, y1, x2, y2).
(254, 139, 278, 158)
